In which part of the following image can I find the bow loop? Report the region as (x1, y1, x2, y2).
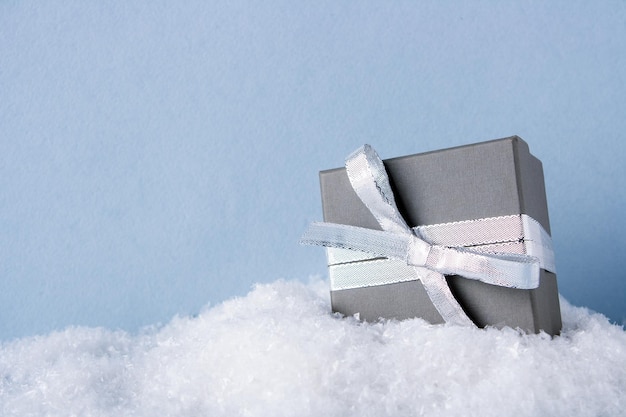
(346, 145, 410, 235)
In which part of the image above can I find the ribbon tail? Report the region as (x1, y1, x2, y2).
(417, 268, 475, 327)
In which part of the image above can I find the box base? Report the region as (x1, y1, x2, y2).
(331, 271, 561, 336)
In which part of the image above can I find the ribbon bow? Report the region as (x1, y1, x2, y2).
(301, 144, 544, 326)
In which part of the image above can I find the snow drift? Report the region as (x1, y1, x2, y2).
(1, 278, 624, 417)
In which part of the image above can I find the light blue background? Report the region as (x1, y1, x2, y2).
(1, 1, 624, 340)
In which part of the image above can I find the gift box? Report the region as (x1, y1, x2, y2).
(306, 136, 561, 335)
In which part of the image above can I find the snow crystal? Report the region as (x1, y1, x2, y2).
(1, 278, 624, 417)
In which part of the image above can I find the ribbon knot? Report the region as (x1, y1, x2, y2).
(301, 145, 550, 326)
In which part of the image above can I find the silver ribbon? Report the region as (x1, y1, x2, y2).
(301, 144, 555, 326)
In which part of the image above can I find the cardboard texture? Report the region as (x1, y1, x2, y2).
(320, 136, 562, 335)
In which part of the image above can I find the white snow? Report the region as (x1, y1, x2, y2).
(1, 278, 624, 417)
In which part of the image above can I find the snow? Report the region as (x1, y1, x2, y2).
(1, 278, 624, 417)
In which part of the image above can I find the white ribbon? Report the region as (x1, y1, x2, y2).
(301, 144, 555, 326)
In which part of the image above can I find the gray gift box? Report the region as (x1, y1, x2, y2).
(319, 136, 562, 335)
